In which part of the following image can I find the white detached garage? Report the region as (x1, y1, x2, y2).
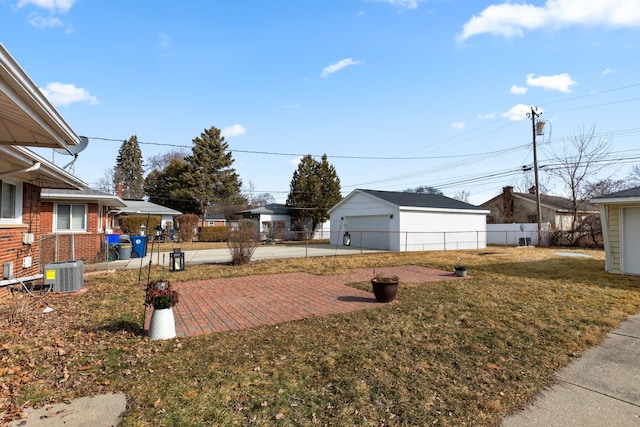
(329, 189, 489, 252)
(592, 186, 640, 275)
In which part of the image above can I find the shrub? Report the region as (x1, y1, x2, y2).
(199, 226, 229, 242)
(227, 219, 258, 265)
(175, 214, 199, 242)
(118, 215, 161, 235)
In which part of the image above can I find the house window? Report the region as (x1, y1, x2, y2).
(55, 204, 87, 231)
(1, 181, 16, 218)
(98, 205, 104, 232)
(0, 180, 22, 224)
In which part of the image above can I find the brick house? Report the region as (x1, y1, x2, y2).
(39, 187, 126, 264)
(0, 43, 85, 297)
(480, 186, 599, 231)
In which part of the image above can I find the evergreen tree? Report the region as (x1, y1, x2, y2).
(114, 135, 144, 199)
(144, 158, 199, 213)
(181, 126, 242, 226)
(286, 154, 342, 235)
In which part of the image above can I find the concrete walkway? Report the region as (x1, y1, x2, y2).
(502, 313, 640, 426)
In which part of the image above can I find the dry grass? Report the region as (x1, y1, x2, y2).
(2, 247, 640, 426)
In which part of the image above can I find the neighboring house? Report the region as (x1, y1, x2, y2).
(236, 203, 331, 241)
(113, 200, 182, 231)
(481, 186, 599, 231)
(237, 203, 293, 241)
(40, 187, 126, 264)
(591, 186, 640, 275)
(0, 43, 85, 297)
(328, 189, 489, 252)
(202, 213, 229, 227)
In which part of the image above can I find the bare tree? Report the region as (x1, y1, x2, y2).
(548, 124, 611, 242)
(95, 167, 115, 194)
(147, 150, 186, 172)
(452, 190, 470, 203)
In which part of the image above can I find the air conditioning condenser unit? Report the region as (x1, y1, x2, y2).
(44, 260, 84, 293)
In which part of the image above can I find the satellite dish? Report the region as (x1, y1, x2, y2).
(54, 136, 89, 156)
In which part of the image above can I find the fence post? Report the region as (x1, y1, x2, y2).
(443, 232, 446, 251)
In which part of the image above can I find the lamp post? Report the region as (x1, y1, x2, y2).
(527, 107, 545, 246)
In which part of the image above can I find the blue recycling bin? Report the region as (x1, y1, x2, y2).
(131, 235, 148, 258)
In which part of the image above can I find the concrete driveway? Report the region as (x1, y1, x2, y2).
(88, 243, 383, 271)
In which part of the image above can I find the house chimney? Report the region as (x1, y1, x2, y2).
(503, 186, 514, 223)
(528, 186, 536, 195)
(117, 182, 123, 198)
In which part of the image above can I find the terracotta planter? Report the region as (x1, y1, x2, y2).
(371, 278, 399, 303)
(148, 307, 177, 340)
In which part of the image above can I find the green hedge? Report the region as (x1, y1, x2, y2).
(118, 215, 161, 235)
(199, 226, 230, 242)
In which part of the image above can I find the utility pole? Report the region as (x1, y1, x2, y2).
(527, 107, 545, 246)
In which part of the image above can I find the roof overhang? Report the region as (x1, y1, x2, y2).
(591, 197, 640, 205)
(0, 43, 80, 150)
(41, 188, 126, 207)
(0, 145, 84, 189)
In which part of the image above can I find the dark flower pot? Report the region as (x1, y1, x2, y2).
(454, 266, 467, 277)
(371, 278, 399, 303)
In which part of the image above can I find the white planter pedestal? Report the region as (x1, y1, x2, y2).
(148, 308, 176, 340)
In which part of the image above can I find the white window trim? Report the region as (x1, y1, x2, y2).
(98, 204, 104, 232)
(54, 203, 88, 232)
(0, 179, 23, 225)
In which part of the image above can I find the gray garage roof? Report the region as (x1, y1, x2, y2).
(360, 189, 483, 210)
(591, 185, 640, 204)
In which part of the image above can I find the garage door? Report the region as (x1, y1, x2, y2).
(348, 215, 389, 250)
(623, 208, 640, 275)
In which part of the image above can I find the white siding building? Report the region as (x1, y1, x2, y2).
(329, 189, 489, 252)
(592, 186, 640, 275)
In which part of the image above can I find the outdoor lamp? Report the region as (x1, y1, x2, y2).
(138, 224, 146, 236)
(170, 248, 185, 272)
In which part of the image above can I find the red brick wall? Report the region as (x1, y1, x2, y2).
(39, 201, 104, 264)
(0, 183, 41, 299)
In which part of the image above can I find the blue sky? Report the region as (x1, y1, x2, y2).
(2, 0, 640, 204)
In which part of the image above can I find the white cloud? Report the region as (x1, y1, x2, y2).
(289, 156, 303, 168)
(321, 58, 361, 78)
(501, 104, 541, 121)
(526, 73, 576, 93)
(17, 0, 76, 13)
(510, 85, 528, 95)
(221, 124, 247, 137)
(40, 82, 98, 106)
(602, 67, 616, 75)
(451, 122, 466, 130)
(372, 0, 419, 9)
(477, 112, 496, 120)
(28, 14, 63, 28)
(458, 0, 640, 41)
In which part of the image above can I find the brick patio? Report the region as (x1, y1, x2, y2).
(145, 265, 460, 338)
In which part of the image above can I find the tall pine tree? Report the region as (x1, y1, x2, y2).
(286, 154, 342, 235)
(181, 126, 242, 226)
(114, 135, 144, 199)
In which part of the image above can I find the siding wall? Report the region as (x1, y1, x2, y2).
(607, 205, 621, 273)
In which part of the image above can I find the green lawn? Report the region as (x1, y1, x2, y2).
(2, 247, 639, 426)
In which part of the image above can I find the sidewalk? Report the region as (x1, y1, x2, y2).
(502, 313, 640, 426)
